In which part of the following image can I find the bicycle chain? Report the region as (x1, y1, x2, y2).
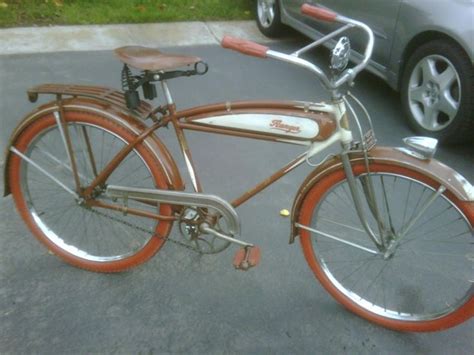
(86, 205, 202, 253)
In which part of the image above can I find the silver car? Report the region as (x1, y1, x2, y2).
(256, 0, 474, 143)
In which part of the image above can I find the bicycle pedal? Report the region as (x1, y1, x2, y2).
(233, 246, 261, 271)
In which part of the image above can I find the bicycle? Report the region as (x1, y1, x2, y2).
(3, 4, 473, 332)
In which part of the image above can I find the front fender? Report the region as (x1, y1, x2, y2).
(289, 146, 474, 243)
(3, 97, 184, 196)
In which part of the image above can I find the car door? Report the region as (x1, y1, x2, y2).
(310, 0, 402, 70)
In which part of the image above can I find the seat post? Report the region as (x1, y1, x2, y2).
(160, 80, 174, 105)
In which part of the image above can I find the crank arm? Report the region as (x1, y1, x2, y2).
(200, 224, 253, 248)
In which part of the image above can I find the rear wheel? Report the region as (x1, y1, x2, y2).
(298, 162, 473, 331)
(9, 110, 174, 272)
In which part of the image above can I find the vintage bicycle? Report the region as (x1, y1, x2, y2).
(3, 5, 473, 331)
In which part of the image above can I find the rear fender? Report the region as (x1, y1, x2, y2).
(3, 97, 184, 196)
(289, 146, 474, 243)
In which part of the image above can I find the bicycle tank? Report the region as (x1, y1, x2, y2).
(182, 101, 337, 144)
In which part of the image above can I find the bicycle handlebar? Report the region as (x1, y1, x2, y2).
(300, 3, 337, 22)
(221, 36, 269, 58)
(220, 3, 374, 92)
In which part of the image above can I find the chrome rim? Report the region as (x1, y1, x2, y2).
(408, 55, 461, 131)
(20, 122, 160, 262)
(310, 172, 473, 321)
(257, 0, 276, 28)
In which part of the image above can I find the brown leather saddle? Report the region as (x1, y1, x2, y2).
(115, 46, 202, 71)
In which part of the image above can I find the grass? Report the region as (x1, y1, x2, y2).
(0, 0, 254, 28)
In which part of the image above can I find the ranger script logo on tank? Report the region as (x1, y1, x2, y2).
(269, 119, 301, 134)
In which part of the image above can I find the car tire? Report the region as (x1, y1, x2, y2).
(256, 0, 285, 38)
(401, 39, 473, 143)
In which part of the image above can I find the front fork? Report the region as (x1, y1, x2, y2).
(339, 148, 389, 252)
(334, 97, 390, 252)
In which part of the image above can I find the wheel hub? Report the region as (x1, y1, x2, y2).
(407, 54, 462, 131)
(178, 207, 231, 254)
(425, 81, 440, 105)
(383, 239, 399, 260)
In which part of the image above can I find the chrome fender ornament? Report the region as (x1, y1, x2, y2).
(398, 136, 438, 160)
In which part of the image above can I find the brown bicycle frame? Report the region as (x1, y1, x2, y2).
(78, 98, 337, 220)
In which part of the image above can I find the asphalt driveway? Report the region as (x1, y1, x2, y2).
(0, 40, 473, 353)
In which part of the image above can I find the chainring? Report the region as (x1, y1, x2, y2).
(178, 207, 231, 254)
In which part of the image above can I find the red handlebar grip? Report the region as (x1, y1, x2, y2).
(301, 4, 337, 22)
(221, 36, 268, 58)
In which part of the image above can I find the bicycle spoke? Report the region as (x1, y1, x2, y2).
(402, 215, 463, 245)
(34, 144, 89, 182)
(317, 217, 366, 234)
(399, 186, 446, 238)
(407, 204, 453, 234)
(402, 180, 412, 227)
(364, 260, 390, 297)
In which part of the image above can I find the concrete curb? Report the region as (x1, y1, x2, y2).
(0, 21, 274, 55)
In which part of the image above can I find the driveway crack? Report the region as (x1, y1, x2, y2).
(203, 21, 220, 44)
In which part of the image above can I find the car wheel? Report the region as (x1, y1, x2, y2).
(256, 0, 285, 38)
(401, 39, 473, 143)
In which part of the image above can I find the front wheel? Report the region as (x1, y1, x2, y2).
(297, 162, 473, 331)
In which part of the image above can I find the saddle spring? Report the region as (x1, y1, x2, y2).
(121, 64, 158, 110)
